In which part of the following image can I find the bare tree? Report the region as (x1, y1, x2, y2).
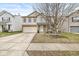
(33, 3, 78, 34)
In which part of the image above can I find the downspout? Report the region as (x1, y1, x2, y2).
(68, 17, 70, 32)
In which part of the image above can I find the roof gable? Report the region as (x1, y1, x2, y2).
(22, 11, 44, 18)
(0, 10, 14, 17)
(27, 11, 40, 17)
(67, 10, 79, 17)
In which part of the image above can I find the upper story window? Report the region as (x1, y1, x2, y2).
(33, 18, 36, 22)
(23, 18, 26, 23)
(2, 17, 10, 22)
(28, 18, 31, 23)
(72, 16, 79, 22)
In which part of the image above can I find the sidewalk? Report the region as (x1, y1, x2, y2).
(27, 43, 79, 51)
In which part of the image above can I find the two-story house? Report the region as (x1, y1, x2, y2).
(65, 10, 79, 33)
(0, 10, 22, 32)
(22, 11, 46, 33)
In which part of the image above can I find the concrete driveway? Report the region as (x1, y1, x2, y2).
(0, 33, 36, 56)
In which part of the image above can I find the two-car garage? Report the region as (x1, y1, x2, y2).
(70, 26, 79, 33)
(22, 25, 37, 32)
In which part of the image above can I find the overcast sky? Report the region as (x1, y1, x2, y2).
(0, 3, 34, 16)
(0, 3, 79, 16)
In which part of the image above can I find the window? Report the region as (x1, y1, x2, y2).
(23, 18, 26, 23)
(72, 16, 79, 22)
(2, 17, 10, 22)
(33, 18, 36, 22)
(28, 18, 31, 23)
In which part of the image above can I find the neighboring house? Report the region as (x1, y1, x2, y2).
(0, 10, 22, 32)
(0, 10, 79, 33)
(22, 10, 79, 33)
(65, 10, 79, 33)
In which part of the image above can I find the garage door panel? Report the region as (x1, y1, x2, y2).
(23, 27, 37, 32)
(70, 26, 79, 32)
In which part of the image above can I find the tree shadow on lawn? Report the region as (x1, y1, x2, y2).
(49, 35, 69, 39)
(31, 32, 79, 43)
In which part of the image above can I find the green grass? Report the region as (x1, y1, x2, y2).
(0, 31, 22, 37)
(31, 32, 79, 43)
(61, 32, 79, 41)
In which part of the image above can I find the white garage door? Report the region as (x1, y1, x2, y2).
(70, 26, 79, 32)
(23, 27, 37, 32)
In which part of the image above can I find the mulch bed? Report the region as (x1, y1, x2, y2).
(27, 51, 79, 56)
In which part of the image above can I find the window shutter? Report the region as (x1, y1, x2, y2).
(72, 17, 73, 22)
(9, 17, 10, 22)
(2, 17, 3, 21)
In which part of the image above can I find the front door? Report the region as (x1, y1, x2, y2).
(2, 25, 5, 32)
(40, 26, 43, 32)
(8, 25, 11, 31)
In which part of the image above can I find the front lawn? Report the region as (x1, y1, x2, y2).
(30, 32, 79, 56)
(27, 51, 79, 56)
(0, 31, 22, 37)
(31, 32, 79, 43)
